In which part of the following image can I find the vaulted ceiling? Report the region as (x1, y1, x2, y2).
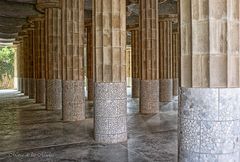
(0, 0, 177, 46)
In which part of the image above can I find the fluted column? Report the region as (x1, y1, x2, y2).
(179, 0, 240, 161)
(86, 26, 94, 101)
(172, 24, 179, 96)
(61, 0, 85, 121)
(37, 0, 62, 110)
(131, 29, 140, 98)
(13, 40, 21, 91)
(93, 0, 127, 143)
(21, 25, 29, 96)
(30, 15, 46, 104)
(159, 15, 177, 102)
(139, 0, 159, 113)
(18, 38, 24, 93)
(27, 24, 35, 99)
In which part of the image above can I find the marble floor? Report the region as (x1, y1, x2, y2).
(0, 89, 178, 162)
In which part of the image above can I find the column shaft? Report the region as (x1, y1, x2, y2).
(172, 30, 179, 96)
(159, 16, 174, 102)
(45, 6, 62, 110)
(93, 0, 127, 143)
(131, 30, 140, 98)
(33, 16, 46, 104)
(27, 27, 35, 99)
(87, 26, 94, 101)
(140, 0, 159, 113)
(23, 35, 29, 96)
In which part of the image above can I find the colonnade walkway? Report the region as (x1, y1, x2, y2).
(0, 89, 178, 162)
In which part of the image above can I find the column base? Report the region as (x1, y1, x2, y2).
(179, 88, 240, 162)
(140, 80, 159, 114)
(63, 80, 85, 121)
(87, 79, 94, 101)
(159, 79, 173, 102)
(132, 78, 140, 98)
(28, 78, 35, 99)
(173, 78, 179, 96)
(46, 79, 62, 110)
(36, 79, 45, 104)
(94, 82, 127, 144)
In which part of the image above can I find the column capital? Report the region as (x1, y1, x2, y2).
(28, 14, 45, 23)
(18, 31, 28, 39)
(36, 0, 61, 13)
(159, 14, 178, 23)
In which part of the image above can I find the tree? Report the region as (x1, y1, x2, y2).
(0, 47, 15, 81)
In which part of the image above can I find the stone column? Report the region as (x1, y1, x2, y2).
(126, 46, 132, 87)
(86, 26, 94, 101)
(139, 0, 159, 114)
(131, 29, 140, 98)
(27, 24, 35, 99)
(93, 0, 127, 143)
(172, 24, 179, 96)
(13, 40, 21, 91)
(17, 37, 24, 93)
(21, 25, 29, 96)
(29, 15, 46, 103)
(33, 15, 46, 104)
(61, 0, 85, 121)
(37, 0, 62, 110)
(159, 15, 177, 102)
(179, 0, 240, 161)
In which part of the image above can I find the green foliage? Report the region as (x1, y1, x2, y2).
(0, 47, 15, 81)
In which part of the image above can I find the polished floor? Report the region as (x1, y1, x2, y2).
(0, 89, 178, 162)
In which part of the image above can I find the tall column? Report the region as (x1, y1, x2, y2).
(37, 0, 62, 110)
(131, 29, 140, 98)
(13, 44, 18, 89)
(126, 46, 132, 87)
(139, 0, 159, 113)
(179, 0, 240, 161)
(30, 15, 46, 103)
(17, 37, 24, 93)
(93, 0, 127, 143)
(172, 24, 179, 96)
(61, 0, 85, 121)
(21, 26, 29, 96)
(27, 24, 35, 99)
(159, 15, 176, 102)
(13, 40, 21, 91)
(86, 26, 94, 101)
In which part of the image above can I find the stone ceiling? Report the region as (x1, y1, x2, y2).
(0, 0, 177, 46)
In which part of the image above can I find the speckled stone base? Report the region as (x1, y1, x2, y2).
(159, 79, 173, 102)
(62, 80, 85, 121)
(179, 88, 240, 162)
(87, 79, 94, 101)
(140, 80, 159, 114)
(28, 78, 35, 99)
(46, 79, 62, 110)
(94, 82, 127, 144)
(36, 79, 46, 104)
(24, 78, 29, 96)
(132, 78, 140, 98)
(173, 78, 178, 96)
